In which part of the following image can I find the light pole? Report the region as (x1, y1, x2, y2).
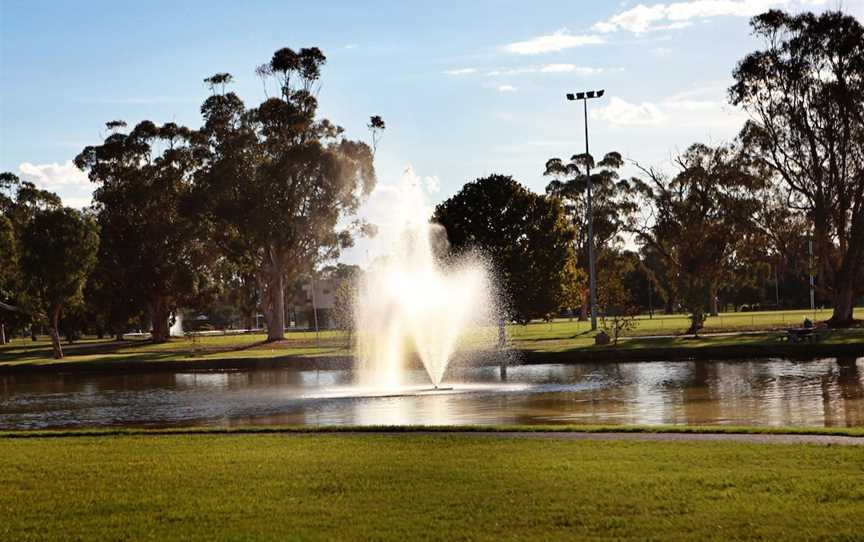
(808, 237, 815, 313)
(566, 89, 605, 331)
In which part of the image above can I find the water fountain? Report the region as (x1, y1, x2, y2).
(353, 168, 499, 390)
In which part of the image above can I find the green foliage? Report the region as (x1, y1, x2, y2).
(557, 252, 587, 317)
(327, 264, 362, 336)
(0, 216, 17, 302)
(20, 207, 99, 357)
(433, 174, 576, 323)
(75, 120, 209, 342)
(731, 9, 864, 325)
(632, 143, 766, 334)
(194, 47, 377, 341)
(545, 151, 639, 315)
(597, 252, 640, 345)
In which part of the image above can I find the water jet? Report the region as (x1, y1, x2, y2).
(353, 168, 499, 390)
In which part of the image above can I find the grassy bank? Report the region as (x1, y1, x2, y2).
(2, 308, 863, 370)
(2, 432, 863, 540)
(4, 423, 864, 438)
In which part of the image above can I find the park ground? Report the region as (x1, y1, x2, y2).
(2, 429, 864, 540)
(1, 308, 863, 370)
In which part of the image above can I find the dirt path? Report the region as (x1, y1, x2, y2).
(324, 431, 864, 446)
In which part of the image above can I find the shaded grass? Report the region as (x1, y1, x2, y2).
(2, 308, 863, 369)
(1, 432, 863, 540)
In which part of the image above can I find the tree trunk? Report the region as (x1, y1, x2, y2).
(578, 290, 588, 322)
(0, 320, 5, 344)
(149, 295, 171, 343)
(664, 299, 674, 315)
(49, 305, 63, 359)
(829, 275, 856, 327)
(263, 265, 285, 342)
(687, 309, 704, 337)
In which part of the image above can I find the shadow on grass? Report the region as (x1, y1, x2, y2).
(0, 338, 157, 363)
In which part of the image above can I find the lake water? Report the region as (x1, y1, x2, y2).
(1, 357, 863, 430)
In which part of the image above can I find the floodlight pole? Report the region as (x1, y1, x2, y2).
(567, 90, 605, 331)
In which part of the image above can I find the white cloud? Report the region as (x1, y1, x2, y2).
(592, 97, 667, 126)
(497, 85, 517, 93)
(485, 64, 611, 76)
(443, 68, 478, 75)
(18, 160, 89, 189)
(590, 85, 748, 128)
(663, 99, 722, 111)
(503, 29, 605, 54)
(540, 64, 605, 75)
(17, 160, 93, 209)
(592, 0, 829, 34)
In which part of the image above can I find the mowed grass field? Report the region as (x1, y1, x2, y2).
(2, 308, 863, 367)
(1, 433, 863, 540)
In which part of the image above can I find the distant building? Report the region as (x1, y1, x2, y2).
(300, 277, 337, 329)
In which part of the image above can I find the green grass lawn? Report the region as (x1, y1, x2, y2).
(1, 433, 863, 540)
(2, 308, 863, 368)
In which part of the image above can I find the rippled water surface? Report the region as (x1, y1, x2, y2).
(2, 357, 864, 429)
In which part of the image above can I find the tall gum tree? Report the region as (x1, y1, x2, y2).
(730, 9, 864, 326)
(75, 121, 207, 342)
(631, 144, 765, 334)
(194, 48, 376, 342)
(544, 152, 639, 320)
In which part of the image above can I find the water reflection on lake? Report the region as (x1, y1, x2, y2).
(1, 357, 863, 429)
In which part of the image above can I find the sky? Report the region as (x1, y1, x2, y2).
(2, 0, 862, 263)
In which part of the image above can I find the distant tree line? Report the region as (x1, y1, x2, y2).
(1, 8, 863, 355)
(0, 47, 380, 357)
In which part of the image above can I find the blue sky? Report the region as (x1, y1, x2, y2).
(2, 0, 861, 231)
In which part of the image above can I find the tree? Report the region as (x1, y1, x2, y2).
(544, 151, 638, 320)
(75, 120, 208, 342)
(20, 207, 99, 358)
(639, 244, 678, 315)
(327, 264, 362, 345)
(367, 115, 385, 156)
(558, 253, 588, 320)
(194, 47, 377, 342)
(433, 174, 578, 324)
(730, 9, 864, 326)
(0, 215, 16, 343)
(632, 144, 765, 334)
(597, 253, 640, 345)
(0, 172, 63, 341)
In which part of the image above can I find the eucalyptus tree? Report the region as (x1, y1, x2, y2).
(632, 144, 765, 334)
(75, 121, 208, 342)
(20, 207, 99, 358)
(0, 215, 15, 343)
(544, 151, 639, 319)
(730, 9, 864, 326)
(194, 47, 377, 342)
(0, 172, 63, 340)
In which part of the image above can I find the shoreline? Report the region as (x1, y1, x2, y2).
(2, 340, 863, 375)
(3, 423, 864, 439)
